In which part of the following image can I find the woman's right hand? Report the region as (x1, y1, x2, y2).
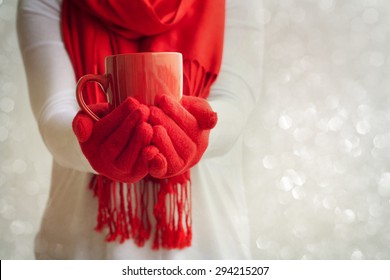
(72, 97, 164, 182)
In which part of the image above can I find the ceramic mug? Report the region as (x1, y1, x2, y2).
(76, 52, 183, 121)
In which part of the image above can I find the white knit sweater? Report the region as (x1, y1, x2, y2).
(17, 0, 264, 259)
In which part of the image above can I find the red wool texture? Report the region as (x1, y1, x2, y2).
(62, 0, 225, 249)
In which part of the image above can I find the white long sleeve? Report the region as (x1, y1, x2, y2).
(17, 0, 263, 167)
(17, 0, 94, 173)
(206, 0, 264, 157)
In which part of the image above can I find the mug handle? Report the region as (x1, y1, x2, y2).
(76, 74, 109, 122)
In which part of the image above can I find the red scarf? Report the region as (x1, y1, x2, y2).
(62, 0, 225, 249)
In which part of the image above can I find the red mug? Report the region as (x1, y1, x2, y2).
(76, 52, 183, 121)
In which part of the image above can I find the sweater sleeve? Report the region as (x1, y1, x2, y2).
(205, 0, 264, 158)
(17, 0, 95, 173)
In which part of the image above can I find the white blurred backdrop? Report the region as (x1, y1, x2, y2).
(0, 0, 52, 259)
(1, 0, 390, 259)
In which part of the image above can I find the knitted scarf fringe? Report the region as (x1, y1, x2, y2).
(89, 175, 192, 249)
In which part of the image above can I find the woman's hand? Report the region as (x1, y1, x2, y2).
(72, 97, 162, 182)
(148, 95, 217, 178)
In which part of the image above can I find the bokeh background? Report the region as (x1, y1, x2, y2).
(1, 0, 390, 259)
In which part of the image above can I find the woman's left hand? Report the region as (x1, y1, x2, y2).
(148, 95, 217, 178)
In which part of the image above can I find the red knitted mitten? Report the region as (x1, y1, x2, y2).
(148, 95, 217, 178)
(72, 97, 162, 182)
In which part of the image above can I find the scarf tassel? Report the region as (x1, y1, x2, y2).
(89, 176, 192, 249)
